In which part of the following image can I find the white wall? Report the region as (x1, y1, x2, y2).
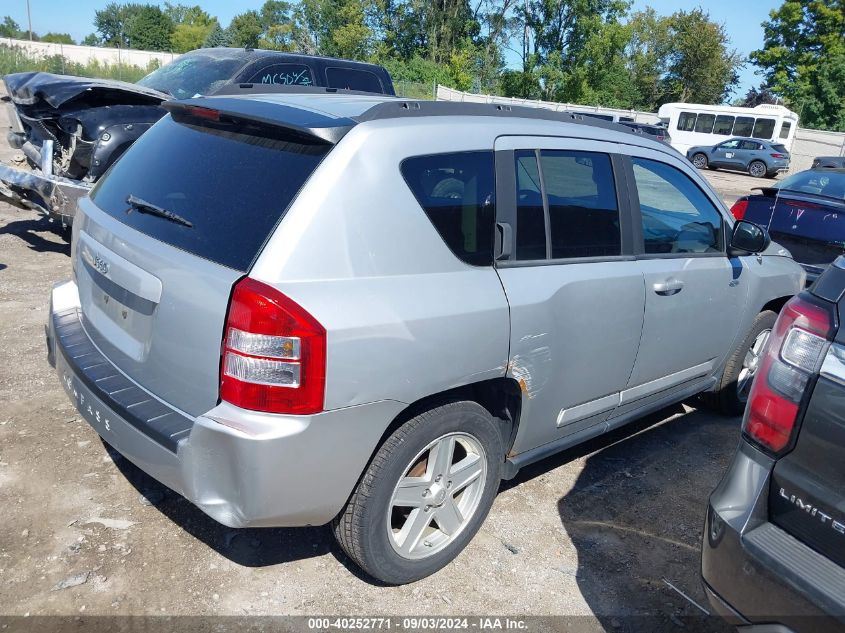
(1, 37, 176, 69)
(436, 86, 845, 173)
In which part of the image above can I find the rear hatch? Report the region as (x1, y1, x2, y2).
(72, 105, 330, 417)
(768, 276, 845, 569)
(743, 190, 845, 269)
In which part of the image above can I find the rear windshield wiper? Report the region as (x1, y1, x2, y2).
(126, 195, 193, 228)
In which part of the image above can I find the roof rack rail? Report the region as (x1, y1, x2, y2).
(209, 84, 395, 98)
(353, 100, 638, 135)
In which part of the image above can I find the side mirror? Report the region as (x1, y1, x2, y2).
(730, 220, 770, 255)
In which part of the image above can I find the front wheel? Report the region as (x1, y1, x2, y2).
(333, 401, 503, 584)
(691, 153, 708, 169)
(748, 160, 767, 178)
(703, 310, 777, 416)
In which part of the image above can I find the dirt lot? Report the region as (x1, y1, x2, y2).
(0, 108, 774, 631)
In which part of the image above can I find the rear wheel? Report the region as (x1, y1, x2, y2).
(748, 160, 767, 178)
(333, 401, 503, 585)
(691, 153, 708, 169)
(704, 310, 777, 416)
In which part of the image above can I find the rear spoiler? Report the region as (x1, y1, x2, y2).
(163, 96, 356, 145)
(751, 186, 780, 197)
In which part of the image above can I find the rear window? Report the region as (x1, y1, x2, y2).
(325, 67, 383, 93)
(400, 151, 495, 266)
(90, 115, 328, 271)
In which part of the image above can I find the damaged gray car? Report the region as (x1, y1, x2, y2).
(0, 47, 395, 227)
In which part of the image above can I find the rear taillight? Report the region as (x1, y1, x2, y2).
(220, 278, 326, 414)
(743, 295, 834, 454)
(770, 153, 787, 159)
(730, 198, 748, 220)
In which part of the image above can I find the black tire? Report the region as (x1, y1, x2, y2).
(691, 153, 708, 169)
(703, 310, 777, 416)
(748, 160, 767, 178)
(333, 401, 503, 585)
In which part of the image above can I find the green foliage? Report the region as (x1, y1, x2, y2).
(171, 22, 213, 52)
(40, 33, 76, 45)
(0, 15, 23, 38)
(752, 0, 845, 131)
(82, 34, 101, 46)
(202, 21, 230, 48)
(662, 9, 743, 104)
(227, 10, 264, 49)
(126, 6, 174, 51)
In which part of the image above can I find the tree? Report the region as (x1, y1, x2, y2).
(0, 16, 22, 38)
(41, 33, 76, 45)
(733, 84, 779, 107)
(166, 3, 214, 52)
(661, 9, 743, 104)
(203, 20, 230, 47)
(752, 0, 845, 130)
(227, 10, 264, 48)
(95, 3, 143, 47)
(82, 33, 101, 46)
(125, 6, 174, 51)
(294, 0, 374, 59)
(623, 8, 672, 110)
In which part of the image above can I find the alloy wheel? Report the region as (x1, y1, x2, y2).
(737, 329, 772, 401)
(387, 432, 487, 560)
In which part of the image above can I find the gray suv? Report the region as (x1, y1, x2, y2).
(47, 93, 804, 584)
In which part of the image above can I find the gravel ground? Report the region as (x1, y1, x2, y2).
(0, 101, 769, 631)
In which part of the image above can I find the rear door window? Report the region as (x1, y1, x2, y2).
(779, 122, 792, 139)
(400, 151, 495, 266)
(539, 151, 620, 259)
(514, 151, 547, 260)
(632, 158, 723, 254)
(246, 64, 314, 86)
(325, 67, 384, 92)
(91, 115, 328, 271)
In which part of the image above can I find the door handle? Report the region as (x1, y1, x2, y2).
(653, 279, 684, 296)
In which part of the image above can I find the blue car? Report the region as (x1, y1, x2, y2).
(687, 137, 791, 178)
(731, 168, 845, 283)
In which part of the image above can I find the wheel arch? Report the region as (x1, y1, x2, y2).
(378, 378, 523, 464)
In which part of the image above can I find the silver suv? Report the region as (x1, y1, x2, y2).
(47, 93, 804, 584)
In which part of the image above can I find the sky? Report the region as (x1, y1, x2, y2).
(7, 0, 782, 99)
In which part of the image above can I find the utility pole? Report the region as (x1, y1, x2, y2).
(26, 0, 33, 41)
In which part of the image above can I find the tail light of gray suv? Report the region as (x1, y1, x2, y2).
(742, 295, 835, 455)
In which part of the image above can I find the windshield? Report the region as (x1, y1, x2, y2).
(776, 171, 845, 201)
(137, 51, 248, 98)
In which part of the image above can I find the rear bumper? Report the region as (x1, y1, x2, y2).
(0, 162, 90, 225)
(48, 279, 405, 528)
(702, 443, 845, 633)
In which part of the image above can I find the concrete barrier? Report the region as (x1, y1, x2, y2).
(1, 37, 176, 69)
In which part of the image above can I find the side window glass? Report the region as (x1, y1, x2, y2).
(739, 140, 759, 150)
(246, 64, 314, 86)
(401, 152, 495, 266)
(632, 158, 723, 255)
(325, 67, 383, 92)
(678, 112, 697, 131)
(539, 150, 620, 259)
(694, 114, 715, 134)
(752, 118, 775, 139)
(733, 117, 755, 137)
(779, 121, 792, 139)
(713, 115, 734, 135)
(720, 140, 740, 149)
(514, 151, 547, 260)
